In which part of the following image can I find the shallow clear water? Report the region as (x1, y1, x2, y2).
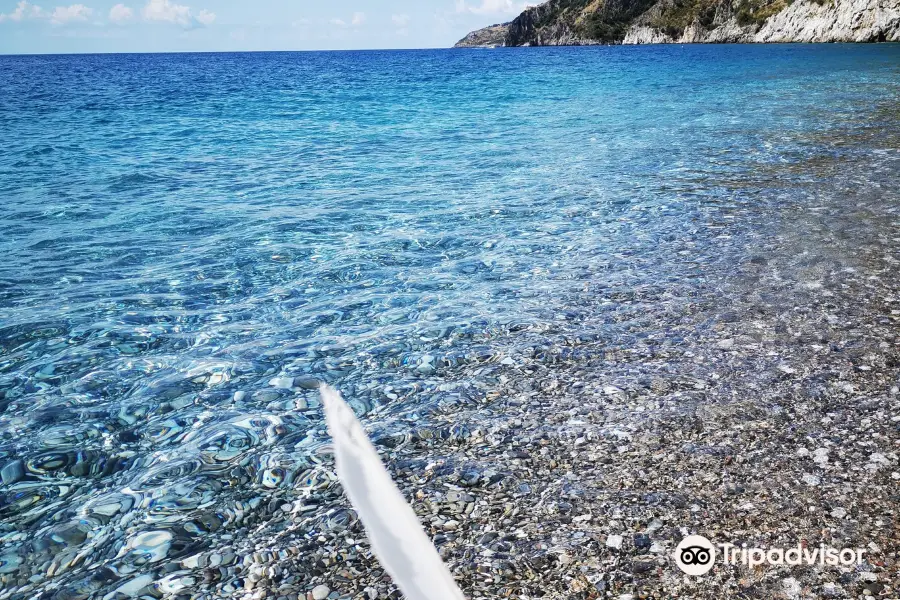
(0, 45, 898, 597)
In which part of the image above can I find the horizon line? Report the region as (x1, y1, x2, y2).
(2, 41, 894, 57)
(0, 46, 457, 57)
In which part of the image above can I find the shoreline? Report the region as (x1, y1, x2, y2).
(178, 260, 899, 599)
(453, 40, 900, 47)
(149, 152, 899, 600)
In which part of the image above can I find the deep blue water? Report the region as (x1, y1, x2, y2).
(0, 45, 898, 597)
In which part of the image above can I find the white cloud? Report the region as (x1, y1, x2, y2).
(0, 1, 95, 24)
(391, 13, 410, 27)
(196, 8, 213, 24)
(141, 0, 211, 28)
(332, 12, 365, 27)
(456, 0, 526, 15)
(108, 3, 132, 22)
(50, 3, 90, 23)
(142, 0, 190, 26)
(0, 0, 49, 22)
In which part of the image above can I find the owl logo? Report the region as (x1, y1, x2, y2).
(674, 535, 716, 575)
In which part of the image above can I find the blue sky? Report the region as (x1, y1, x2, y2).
(0, 0, 529, 54)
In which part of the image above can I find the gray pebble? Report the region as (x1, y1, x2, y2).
(295, 377, 321, 390)
(1, 460, 24, 485)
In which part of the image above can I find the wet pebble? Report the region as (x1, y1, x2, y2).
(1, 460, 25, 485)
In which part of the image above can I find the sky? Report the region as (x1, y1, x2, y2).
(0, 0, 532, 54)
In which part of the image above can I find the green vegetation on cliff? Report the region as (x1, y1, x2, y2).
(581, 0, 661, 41)
(649, 0, 721, 36)
(735, 0, 791, 26)
(504, 0, 659, 44)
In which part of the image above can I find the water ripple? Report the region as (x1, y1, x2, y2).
(0, 45, 897, 598)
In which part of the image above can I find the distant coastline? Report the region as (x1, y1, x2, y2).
(455, 0, 900, 47)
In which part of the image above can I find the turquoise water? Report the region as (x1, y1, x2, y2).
(0, 45, 898, 597)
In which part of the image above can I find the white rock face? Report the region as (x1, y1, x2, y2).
(755, 0, 900, 41)
(623, 0, 900, 43)
(622, 26, 673, 43)
(704, 19, 755, 41)
(623, 18, 756, 43)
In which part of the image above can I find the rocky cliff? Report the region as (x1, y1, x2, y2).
(454, 0, 900, 46)
(454, 23, 510, 47)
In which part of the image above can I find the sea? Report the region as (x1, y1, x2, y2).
(0, 44, 898, 598)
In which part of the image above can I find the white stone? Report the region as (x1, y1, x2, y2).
(813, 448, 829, 464)
(646, 519, 663, 533)
(112, 574, 154, 597)
(312, 584, 330, 600)
(269, 377, 294, 389)
(802, 474, 821, 486)
(606, 534, 623, 549)
(867, 453, 889, 470)
(181, 553, 201, 569)
(782, 577, 802, 599)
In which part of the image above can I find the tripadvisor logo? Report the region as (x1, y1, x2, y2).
(675, 536, 716, 576)
(674, 535, 868, 576)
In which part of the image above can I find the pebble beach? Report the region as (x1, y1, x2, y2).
(171, 163, 900, 600)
